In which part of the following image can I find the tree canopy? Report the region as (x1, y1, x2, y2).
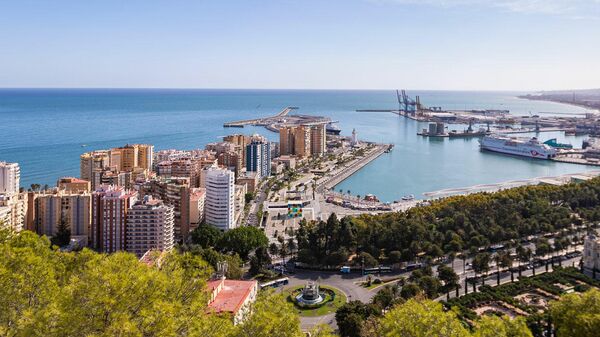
(0, 229, 304, 337)
(297, 178, 600, 267)
(550, 288, 600, 337)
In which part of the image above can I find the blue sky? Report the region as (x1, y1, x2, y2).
(0, 0, 599, 90)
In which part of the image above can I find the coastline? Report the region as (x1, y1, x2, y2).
(518, 95, 600, 112)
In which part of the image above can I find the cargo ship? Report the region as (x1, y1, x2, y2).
(479, 135, 557, 159)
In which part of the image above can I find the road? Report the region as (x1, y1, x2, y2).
(279, 241, 588, 330)
(282, 268, 410, 330)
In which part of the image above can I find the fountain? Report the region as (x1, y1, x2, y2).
(296, 281, 324, 305)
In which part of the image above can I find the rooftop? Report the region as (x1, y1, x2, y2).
(207, 278, 257, 315)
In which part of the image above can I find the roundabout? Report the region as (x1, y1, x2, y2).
(288, 282, 347, 317)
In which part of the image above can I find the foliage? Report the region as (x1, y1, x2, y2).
(0, 230, 305, 337)
(474, 315, 533, 337)
(50, 219, 71, 247)
(372, 284, 402, 310)
(233, 292, 303, 337)
(550, 288, 600, 337)
(335, 301, 380, 337)
(438, 265, 460, 291)
(400, 283, 423, 299)
(191, 224, 223, 249)
(249, 246, 272, 276)
(445, 267, 600, 331)
(472, 253, 492, 275)
(218, 226, 268, 260)
(179, 245, 243, 279)
(297, 178, 600, 266)
(378, 298, 470, 337)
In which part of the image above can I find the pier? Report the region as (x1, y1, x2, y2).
(319, 143, 390, 191)
(496, 127, 567, 134)
(223, 106, 297, 127)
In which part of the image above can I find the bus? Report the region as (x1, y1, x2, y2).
(363, 266, 392, 275)
(259, 277, 289, 290)
(403, 263, 423, 272)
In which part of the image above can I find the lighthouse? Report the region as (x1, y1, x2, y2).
(351, 128, 358, 147)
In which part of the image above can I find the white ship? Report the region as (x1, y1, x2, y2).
(479, 135, 557, 159)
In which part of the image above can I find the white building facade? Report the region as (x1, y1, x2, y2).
(205, 167, 235, 231)
(0, 162, 20, 195)
(0, 162, 25, 231)
(583, 235, 600, 278)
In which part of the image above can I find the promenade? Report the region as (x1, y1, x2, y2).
(319, 143, 390, 191)
(223, 106, 296, 127)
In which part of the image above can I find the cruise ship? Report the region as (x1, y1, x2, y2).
(326, 122, 341, 135)
(479, 135, 557, 159)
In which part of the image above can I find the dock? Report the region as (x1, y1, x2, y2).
(551, 155, 600, 167)
(496, 127, 567, 134)
(319, 144, 390, 191)
(223, 106, 297, 127)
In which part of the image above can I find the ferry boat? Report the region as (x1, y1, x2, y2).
(479, 135, 557, 159)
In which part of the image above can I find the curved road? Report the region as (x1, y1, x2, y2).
(281, 269, 387, 330)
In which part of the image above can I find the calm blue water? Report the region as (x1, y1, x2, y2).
(0, 89, 595, 201)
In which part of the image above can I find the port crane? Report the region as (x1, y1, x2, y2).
(396, 90, 417, 115)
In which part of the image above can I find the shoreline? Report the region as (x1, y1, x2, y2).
(518, 95, 600, 112)
(318, 143, 390, 192)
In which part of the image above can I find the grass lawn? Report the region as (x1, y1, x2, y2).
(287, 285, 347, 317)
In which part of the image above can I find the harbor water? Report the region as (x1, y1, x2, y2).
(0, 89, 595, 201)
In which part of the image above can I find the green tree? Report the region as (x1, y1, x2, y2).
(372, 284, 401, 310)
(268, 242, 279, 256)
(335, 301, 380, 337)
(233, 292, 303, 337)
(550, 288, 600, 337)
(437, 265, 459, 291)
(249, 246, 272, 276)
(417, 276, 441, 298)
(51, 219, 71, 247)
(400, 283, 422, 300)
(219, 226, 268, 260)
(474, 315, 533, 337)
(472, 252, 491, 285)
(191, 224, 223, 249)
(378, 298, 470, 337)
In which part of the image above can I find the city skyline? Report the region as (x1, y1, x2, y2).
(1, 0, 599, 91)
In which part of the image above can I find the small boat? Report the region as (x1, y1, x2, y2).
(81, 144, 88, 147)
(401, 194, 415, 201)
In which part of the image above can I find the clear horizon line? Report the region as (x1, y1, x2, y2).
(0, 86, 559, 93)
(0, 86, 597, 92)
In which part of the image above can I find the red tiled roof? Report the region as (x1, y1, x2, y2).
(207, 279, 257, 314)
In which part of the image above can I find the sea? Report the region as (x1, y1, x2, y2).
(0, 89, 596, 202)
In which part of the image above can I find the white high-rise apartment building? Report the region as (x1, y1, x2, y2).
(205, 167, 235, 231)
(0, 162, 20, 195)
(0, 162, 25, 231)
(126, 196, 174, 257)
